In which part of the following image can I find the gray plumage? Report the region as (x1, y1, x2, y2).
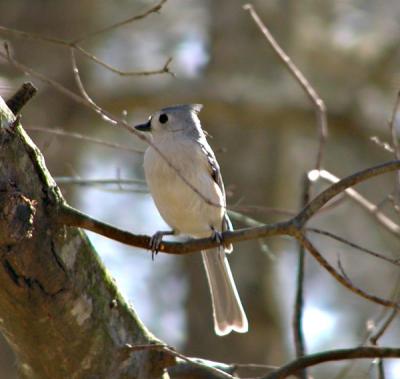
(135, 104, 248, 336)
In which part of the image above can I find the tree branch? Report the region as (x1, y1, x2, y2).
(70, 0, 168, 44)
(244, 3, 327, 170)
(292, 175, 309, 379)
(57, 203, 293, 254)
(5, 82, 37, 114)
(0, 0, 174, 78)
(296, 234, 398, 308)
(57, 160, 400, 256)
(296, 161, 400, 228)
(263, 347, 400, 379)
(27, 126, 144, 154)
(309, 169, 400, 237)
(307, 228, 400, 266)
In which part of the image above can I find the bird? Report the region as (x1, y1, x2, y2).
(134, 104, 248, 336)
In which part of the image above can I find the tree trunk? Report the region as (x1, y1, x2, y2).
(0, 96, 171, 379)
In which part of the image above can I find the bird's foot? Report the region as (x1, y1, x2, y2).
(211, 228, 223, 245)
(211, 227, 232, 252)
(149, 230, 175, 260)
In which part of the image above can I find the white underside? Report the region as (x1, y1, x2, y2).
(144, 137, 248, 335)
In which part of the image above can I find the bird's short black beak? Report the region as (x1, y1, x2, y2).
(134, 120, 151, 132)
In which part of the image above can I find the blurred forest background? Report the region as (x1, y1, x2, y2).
(1, 0, 400, 378)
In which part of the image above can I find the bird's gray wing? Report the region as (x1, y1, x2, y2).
(198, 139, 233, 235)
(198, 139, 225, 200)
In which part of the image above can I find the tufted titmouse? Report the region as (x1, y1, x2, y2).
(135, 104, 248, 336)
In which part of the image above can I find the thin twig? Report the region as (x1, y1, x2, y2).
(228, 210, 264, 227)
(244, 4, 327, 170)
(296, 234, 398, 309)
(4, 33, 400, 311)
(0, 0, 173, 78)
(307, 228, 400, 266)
(368, 277, 400, 379)
(369, 314, 389, 379)
(1, 44, 220, 208)
(26, 126, 144, 154)
(263, 346, 400, 379)
(57, 156, 400, 255)
(0, 25, 69, 46)
(69, 48, 222, 209)
(71, 0, 168, 44)
(301, 167, 400, 235)
(231, 204, 296, 218)
(309, 169, 400, 237)
(56, 160, 400, 309)
(123, 343, 235, 379)
(232, 362, 278, 371)
(75, 45, 173, 77)
(55, 176, 148, 193)
(388, 90, 400, 207)
(370, 135, 395, 154)
(370, 308, 398, 345)
(292, 175, 309, 379)
(5, 82, 37, 114)
(57, 203, 291, 254)
(54, 177, 146, 186)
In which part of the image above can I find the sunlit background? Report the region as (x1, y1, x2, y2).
(1, 0, 400, 378)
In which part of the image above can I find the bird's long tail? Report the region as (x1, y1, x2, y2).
(201, 249, 248, 336)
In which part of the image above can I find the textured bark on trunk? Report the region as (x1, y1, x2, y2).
(0, 96, 171, 379)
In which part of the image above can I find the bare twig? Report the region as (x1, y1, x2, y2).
(1, 44, 220, 208)
(57, 160, 400, 309)
(376, 360, 386, 379)
(309, 169, 400, 237)
(55, 176, 148, 193)
(370, 308, 398, 345)
(263, 347, 400, 379)
(75, 46, 173, 77)
(359, 273, 400, 347)
(244, 4, 327, 170)
(389, 91, 400, 208)
(232, 362, 278, 371)
(370, 136, 395, 154)
(0, 0, 174, 78)
(69, 48, 222, 208)
(71, 0, 168, 44)
(0, 25, 68, 46)
(57, 202, 291, 254)
(2, 43, 90, 105)
(231, 204, 296, 218)
(123, 343, 235, 379)
(4, 30, 400, 311)
(5, 82, 37, 114)
(368, 276, 400, 379)
(307, 228, 400, 266)
(57, 159, 400, 256)
(292, 175, 309, 379)
(304, 168, 400, 236)
(26, 126, 144, 154)
(228, 210, 264, 227)
(296, 234, 398, 308)
(54, 177, 146, 186)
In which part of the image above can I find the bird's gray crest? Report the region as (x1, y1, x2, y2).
(161, 104, 203, 114)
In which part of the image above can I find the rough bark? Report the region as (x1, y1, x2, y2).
(0, 96, 172, 379)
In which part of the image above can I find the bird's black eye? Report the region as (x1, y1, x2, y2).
(159, 113, 168, 124)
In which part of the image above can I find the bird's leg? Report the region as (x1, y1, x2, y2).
(149, 230, 175, 259)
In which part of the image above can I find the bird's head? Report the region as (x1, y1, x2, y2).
(134, 104, 204, 141)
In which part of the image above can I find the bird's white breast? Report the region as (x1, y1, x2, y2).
(144, 138, 224, 237)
